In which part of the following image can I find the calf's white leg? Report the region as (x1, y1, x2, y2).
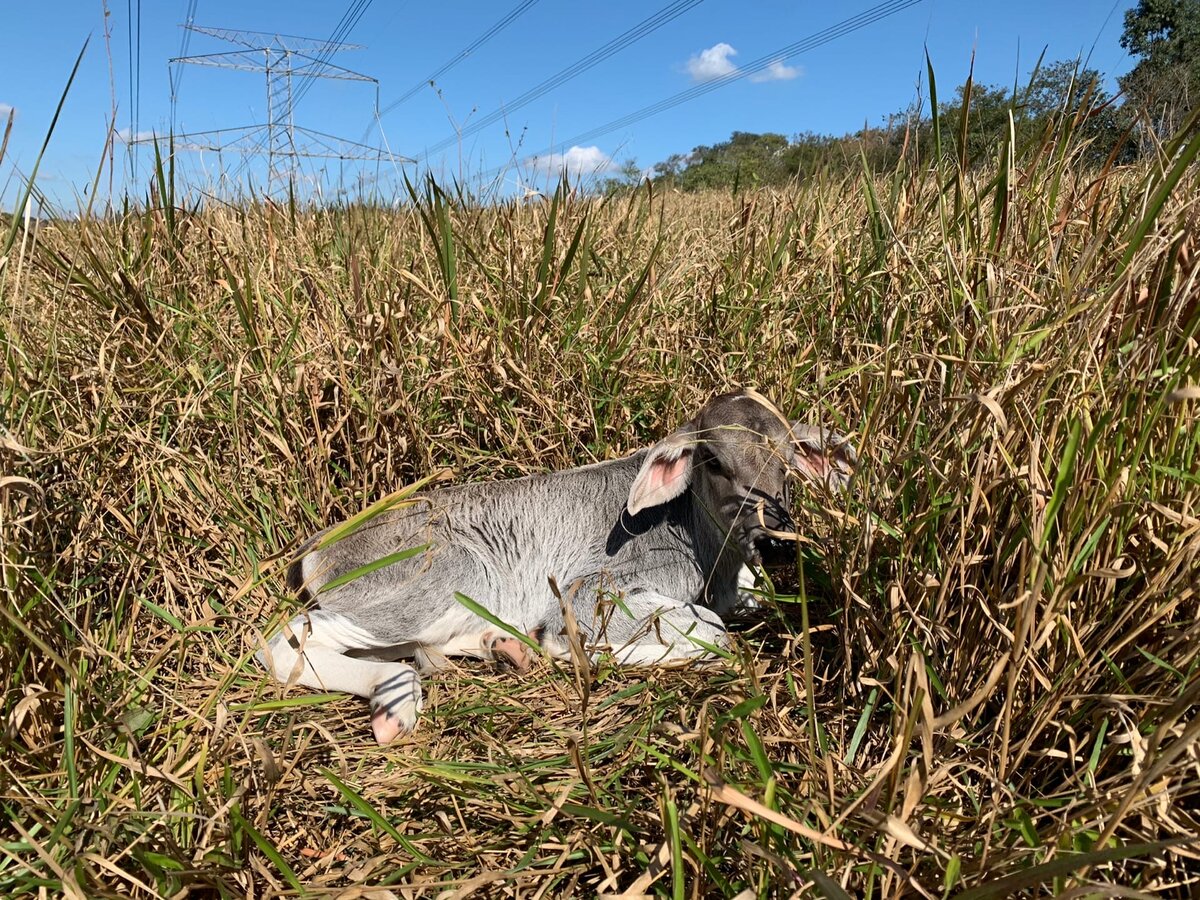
(426, 627, 535, 672)
(595, 591, 731, 664)
(256, 609, 423, 744)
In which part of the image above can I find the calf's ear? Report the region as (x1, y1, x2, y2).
(627, 426, 698, 515)
(790, 422, 859, 491)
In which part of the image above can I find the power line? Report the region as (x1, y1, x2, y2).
(159, 24, 399, 195)
(170, 0, 200, 133)
(126, 0, 134, 141)
(227, 0, 375, 186)
(172, 0, 200, 96)
(292, 0, 374, 109)
(251, 0, 372, 181)
(136, 0, 142, 141)
(126, 0, 143, 172)
(511, 0, 925, 176)
(230, 1, 368, 182)
(418, 0, 706, 159)
(368, 0, 541, 136)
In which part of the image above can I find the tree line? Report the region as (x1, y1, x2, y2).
(603, 0, 1200, 192)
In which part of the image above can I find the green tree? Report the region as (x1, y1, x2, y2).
(641, 59, 1132, 194)
(930, 60, 1128, 166)
(651, 153, 689, 184)
(677, 132, 793, 192)
(598, 158, 645, 196)
(1120, 0, 1200, 138)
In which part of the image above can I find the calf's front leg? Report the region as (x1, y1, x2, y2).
(256, 609, 423, 744)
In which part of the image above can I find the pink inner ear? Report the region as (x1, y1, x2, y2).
(649, 454, 690, 492)
(794, 448, 831, 481)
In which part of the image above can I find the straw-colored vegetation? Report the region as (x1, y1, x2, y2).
(3, 96, 1200, 897)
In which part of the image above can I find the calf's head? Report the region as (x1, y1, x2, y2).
(627, 390, 857, 566)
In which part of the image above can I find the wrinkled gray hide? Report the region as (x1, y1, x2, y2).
(257, 389, 856, 742)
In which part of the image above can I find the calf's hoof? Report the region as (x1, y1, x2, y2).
(369, 665, 423, 744)
(487, 633, 532, 673)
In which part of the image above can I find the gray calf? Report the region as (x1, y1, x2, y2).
(258, 389, 856, 743)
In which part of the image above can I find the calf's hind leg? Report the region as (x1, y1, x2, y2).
(256, 609, 422, 744)
(582, 590, 731, 665)
(422, 628, 536, 673)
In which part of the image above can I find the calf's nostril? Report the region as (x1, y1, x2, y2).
(756, 535, 797, 567)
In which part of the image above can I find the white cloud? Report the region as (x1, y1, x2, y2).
(684, 45, 802, 85)
(116, 127, 156, 144)
(528, 145, 616, 176)
(0, 103, 15, 118)
(750, 59, 802, 83)
(686, 43, 738, 82)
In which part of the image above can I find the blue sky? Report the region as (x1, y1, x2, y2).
(1, 0, 1134, 210)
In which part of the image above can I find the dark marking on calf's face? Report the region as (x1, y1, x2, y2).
(605, 499, 671, 557)
(688, 393, 800, 565)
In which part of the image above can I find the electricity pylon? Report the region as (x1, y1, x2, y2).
(147, 24, 408, 195)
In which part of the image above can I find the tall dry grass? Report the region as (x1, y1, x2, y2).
(2, 103, 1199, 897)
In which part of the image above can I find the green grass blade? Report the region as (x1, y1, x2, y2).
(954, 838, 1196, 899)
(3, 38, 88, 256)
(1040, 416, 1083, 551)
(453, 592, 542, 654)
(323, 770, 438, 863)
(663, 792, 684, 900)
(230, 806, 304, 894)
(1118, 119, 1200, 276)
(318, 544, 430, 594)
(314, 470, 448, 551)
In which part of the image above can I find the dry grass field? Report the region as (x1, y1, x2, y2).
(3, 108, 1200, 897)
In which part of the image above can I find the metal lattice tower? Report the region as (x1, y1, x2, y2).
(148, 24, 408, 194)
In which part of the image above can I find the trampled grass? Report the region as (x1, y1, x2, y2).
(2, 105, 1200, 897)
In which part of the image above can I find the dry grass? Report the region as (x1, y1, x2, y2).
(2, 110, 1200, 898)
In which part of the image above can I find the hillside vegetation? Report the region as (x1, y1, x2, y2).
(620, 58, 1134, 194)
(619, 0, 1200, 197)
(2, 98, 1200, 897)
